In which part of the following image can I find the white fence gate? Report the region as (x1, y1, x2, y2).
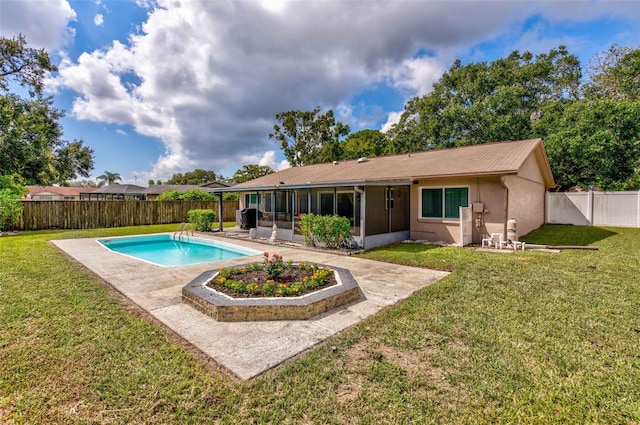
(459, 206, 473, 246)
(546, 191, 640, 228)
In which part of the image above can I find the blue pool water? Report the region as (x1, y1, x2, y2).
(97, 234, 260, 267)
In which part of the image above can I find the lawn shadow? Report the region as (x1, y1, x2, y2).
(523, 225, 618, 246)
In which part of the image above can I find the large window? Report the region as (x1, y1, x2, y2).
(420, 187, 469, 219)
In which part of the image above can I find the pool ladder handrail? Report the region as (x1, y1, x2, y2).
(174, 222, 194, 242)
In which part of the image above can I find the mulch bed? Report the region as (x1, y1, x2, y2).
(206, 267, 338, 298)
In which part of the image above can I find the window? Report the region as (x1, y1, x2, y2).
(385, 188, 394, 210)
(244, 193, 257, 207)
(318, 192, 334, 215)
(420, 187, 469, 219)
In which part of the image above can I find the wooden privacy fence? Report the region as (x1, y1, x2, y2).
(18, 200, 239, 231)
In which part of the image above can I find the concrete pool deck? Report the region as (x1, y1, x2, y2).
(52, 233, 449, 380)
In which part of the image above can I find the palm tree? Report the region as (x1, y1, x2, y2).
(96, 171, 122, 187)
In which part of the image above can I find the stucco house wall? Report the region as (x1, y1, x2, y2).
(410, 176, 511, 245)
(501, 153, 548, 238)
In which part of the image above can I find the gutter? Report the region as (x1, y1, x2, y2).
(500, 176, 510, 236)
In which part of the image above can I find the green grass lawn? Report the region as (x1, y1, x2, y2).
(1, 224, 639, 424)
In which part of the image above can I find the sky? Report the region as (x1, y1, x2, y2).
(1, 0, 639, 186)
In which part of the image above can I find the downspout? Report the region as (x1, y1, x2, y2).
(387, 185, 392, 233)
(354, 186, 365, 248)
(500, 176, 509, 237)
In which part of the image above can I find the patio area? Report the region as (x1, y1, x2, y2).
(52, 233, 448, 380)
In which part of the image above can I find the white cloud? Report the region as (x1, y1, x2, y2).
(0, 0, 76, 50)
(115, 129, 127, 136)
(392, 56, 446, 97)
(45, 0, 640, 179)
(94, 14, 104, 26)
(381, 111, 403, 134)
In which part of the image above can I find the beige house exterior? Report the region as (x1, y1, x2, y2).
(218, 139, 555, 249)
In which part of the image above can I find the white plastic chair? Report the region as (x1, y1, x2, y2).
(482, 233, 503, 248)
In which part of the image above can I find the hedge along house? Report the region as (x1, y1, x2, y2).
(219, 139, 555, 249)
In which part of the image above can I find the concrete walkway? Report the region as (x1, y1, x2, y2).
(52, 233, 448, 380)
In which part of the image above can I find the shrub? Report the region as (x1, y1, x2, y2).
(157, 189, 216, 200)
(298, 213, 351, 249)
(0, 189, 23, 232)
(187, 209, 216, 231)
(157, 190, 182, 200)
(180, 189, 216, 201)
(298, 213, 316, 247)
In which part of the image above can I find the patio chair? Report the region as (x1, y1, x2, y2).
(481, 233, 503, 248)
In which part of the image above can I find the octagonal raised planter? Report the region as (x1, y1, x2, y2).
(182, 263, 361, 321)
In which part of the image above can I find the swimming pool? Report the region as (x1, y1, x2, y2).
(97, 234, 261, 267)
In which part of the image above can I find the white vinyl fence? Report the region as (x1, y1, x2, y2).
(546, 191, 640, 228)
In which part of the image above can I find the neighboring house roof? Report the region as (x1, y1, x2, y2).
(91, 184, 146, 194)
(200, 181, 231, 188)
(229, 139, 555, 190)
(141, 184, 202, 195)
(26, 186, 97, 197)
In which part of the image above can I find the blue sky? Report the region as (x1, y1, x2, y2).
(1, 0, 639, 185)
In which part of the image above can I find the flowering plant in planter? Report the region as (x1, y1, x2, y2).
(262, 252, 292, 280)
(209, 254, 336, 298)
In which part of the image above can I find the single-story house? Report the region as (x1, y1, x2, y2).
(215, 139, 555, 249)
(143, 182, 231, 199)
(80, 184, 147, 200)
(142, 184, 205, 200)
(25, 186, 97, 201)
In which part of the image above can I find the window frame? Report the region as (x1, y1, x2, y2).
(419, 185, 470, 220)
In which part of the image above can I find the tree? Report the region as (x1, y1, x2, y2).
(66, 179, 98, 188)
(96, 171, 122, 186)
(269, 107, 350, 166)
(231, 164, 274, 183)
(165, 169, 220, 185)
(0, 189, 22, 232)
(584, 44, 640, 101)
(0, 34, 55, 95)
(0, 35, 95, 185)
(0, 173, 28, 197)
(534, 99, 640, 191)
(148, 179, 155, 185)
(387, 46, 581, 150)
(342, 129, 388, 159)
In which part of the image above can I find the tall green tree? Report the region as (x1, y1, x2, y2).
(536, 45, 640, 191)
(584, 44, 640, 101)
(231, 164, 274, 183)
(165, 169, 220, 185)
(342, 129, 388, 159)
(0, 35, 94, 185)
(534, 99, 640, 191)
(96, 171, 122, 186)
(269, 107, 350, 166)
(387, 46, 581, 150)
(0, 34, 54, 95)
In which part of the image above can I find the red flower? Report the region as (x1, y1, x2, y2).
(274, 253, 282, 260)
(268, 258, 274, 263)
(264, 252, 269, 257)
